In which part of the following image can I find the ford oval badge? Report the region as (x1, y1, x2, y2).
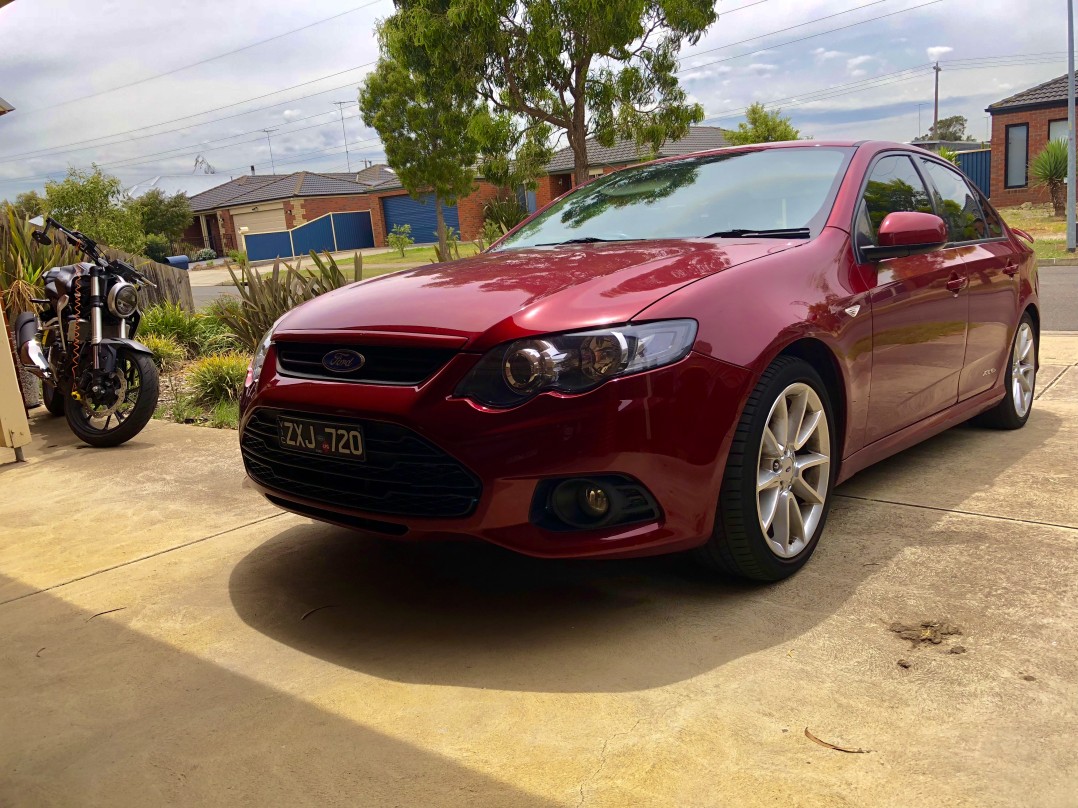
(322, 349, 365, 373)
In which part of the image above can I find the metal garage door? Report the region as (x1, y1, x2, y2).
(244, 231, 293, 261)
(332, 212, 374, 250)
(233, 205, 286, 236)
(381, 194, 460, 243)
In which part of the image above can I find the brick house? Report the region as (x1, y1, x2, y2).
(987, 74, 1074, 206)
(185, 126, 733, 258)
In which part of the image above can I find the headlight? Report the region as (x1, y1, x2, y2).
(455, 319, 697, 407)
(245, 327, 274, 389)
(107, 282, 139, 318)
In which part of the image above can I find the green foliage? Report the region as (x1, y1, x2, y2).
(360, 51, 481, 258)
(140, 334, 186, 373)
(209, 400, 240, 430)
(432, 226, 462, 262)
(169, 394, 202, 424)
(131, 188, 193, 241)
(937, 147, 960, 165)
(203, 295, 243, 322)
(143, 233, 171, 263)
(915, 114, 974, 142)
(217, 252, 361, 352)
(140, 301, 238, 357)
(0, 205, 80, 321)
(482, 218, 506, 246)
(44, 165, 145, 253)
(227, 249, 248, 268)
(1032, 139, 1069, 216)
(726, 104, 802, 146)
(387, 223, 414, 257)
(188, 353, 249, 404)
(483, 195, 528, 232)
(382, 0, 716, 185)
(12, 190, 45, 218)
(192, 247, 217, 261)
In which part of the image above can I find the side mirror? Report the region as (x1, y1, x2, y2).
(861, 211, 947, 262)
(31, 230, 52, 246)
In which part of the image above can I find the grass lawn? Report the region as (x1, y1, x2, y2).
(359, 244, 481, 265)
(997, 203, 1077, 261)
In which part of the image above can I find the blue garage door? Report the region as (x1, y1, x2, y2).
(382, 193, 460, 242)
(333, 211, 375, 250)
(245, 231, 293, 262)
(291, 215, 335, 256)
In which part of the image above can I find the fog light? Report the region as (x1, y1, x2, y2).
(580, 485, 610, 517)
(550, 479, 615, 528)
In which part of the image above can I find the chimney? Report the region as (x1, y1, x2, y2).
(250, 165, 256, 175)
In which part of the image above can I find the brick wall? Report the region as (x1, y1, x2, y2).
(535, 174, 572, 208)
(180, 219, 204, 249)
(283, 200, 299, 229)
(989, 105, 1067, 206)
(300, 193, 372, 222)
(217, 209, 237, 252)
(457, 180, 505, 240)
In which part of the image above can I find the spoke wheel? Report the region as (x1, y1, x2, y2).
(65, 349, 159, 448)
(1011, 322, 1035, 418)
(755, 382, 831, 559)
(694, 356, 836, 582)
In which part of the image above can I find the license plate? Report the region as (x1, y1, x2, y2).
(278, 417, 365, 461)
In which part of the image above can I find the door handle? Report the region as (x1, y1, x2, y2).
(946, 274, 968, 293)
(1003, 262, 1019, 276)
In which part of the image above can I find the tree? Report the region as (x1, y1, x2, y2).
(44, 165, 145, 253)
(725, 103, 802, 145)
(915, 114, 973, 142)
(132, 188, 193, 242)
(360, 49, 483, 258)
(1031, 138, 1068, 216)
(11, 190, 45, 218)
(384, 0, 717, 186)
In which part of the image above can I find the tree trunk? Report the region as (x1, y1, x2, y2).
(434, 196, 448, 261)
(1051, 181, 1066, 217)
(570, 113, 589, 187)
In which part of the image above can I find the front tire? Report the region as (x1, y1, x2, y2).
(694, 356, 836, 582)
(973, 314, 1036, 430)
(65, 350, 159, 447)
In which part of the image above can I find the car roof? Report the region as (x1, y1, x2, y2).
(631, 140, 931, 170)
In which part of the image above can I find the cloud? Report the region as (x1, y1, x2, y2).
(926, 45, 954, 61)
(746, 63, 778, 73)
(811, 47, 843, 62)
(282, 109, 302, 121)
(847, 55, 874, 69)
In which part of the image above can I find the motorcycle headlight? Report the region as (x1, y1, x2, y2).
(455, 319, 698, 408)
(245, 327, 275, 389)
(107, 282, 139, 318)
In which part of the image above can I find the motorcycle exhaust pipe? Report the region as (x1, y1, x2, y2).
(14, 314, 52, 380)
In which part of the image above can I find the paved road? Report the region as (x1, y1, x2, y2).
(1039, 265, 1078, 331)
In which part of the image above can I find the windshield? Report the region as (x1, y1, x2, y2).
(496, 146, 853, 250)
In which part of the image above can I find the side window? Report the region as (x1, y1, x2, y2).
(976, 191, 1005, 238)
(920, 159, 987, 242)
(858, 155, 934, 247)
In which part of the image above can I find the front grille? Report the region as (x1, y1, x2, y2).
(275, 341, 456, 385)
(241, 408, 481, 518)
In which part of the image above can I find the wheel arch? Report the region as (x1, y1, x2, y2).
(775, 337, 848, 460)
(1023, 302, 1040, 365)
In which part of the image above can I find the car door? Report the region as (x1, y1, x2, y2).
(918, 158, 1019, 400)
(855, 153, 970, 443)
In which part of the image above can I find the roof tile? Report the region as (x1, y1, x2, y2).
(989, 74, 1070, 112)
(544, 126, 731, 173)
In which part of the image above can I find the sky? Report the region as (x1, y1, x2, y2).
(0, 0, 1070, 200)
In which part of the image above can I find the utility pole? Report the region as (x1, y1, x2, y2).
(1068, 0, 1076, 252)
(332, 102, 353, 173)
(932, 62, 941, 141)
(261, 129, 277, 174)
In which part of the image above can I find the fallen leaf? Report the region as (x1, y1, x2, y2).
(804, 727, 870, 754)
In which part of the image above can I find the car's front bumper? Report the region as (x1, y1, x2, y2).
(240, 348, 754, 559)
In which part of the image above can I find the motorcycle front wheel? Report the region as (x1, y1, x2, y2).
(65, 349, 159, 447)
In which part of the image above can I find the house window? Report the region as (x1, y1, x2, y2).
(1005, 123, 1028, 189)
(587, 168, 605, 178)
(1049, 118, 1069, 143)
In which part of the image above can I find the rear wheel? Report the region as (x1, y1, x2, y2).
(973, 314, 1036, 430)
(694, 356, 836, 581)
(41, 380, 66, 417)
(65, 350, 159, 447)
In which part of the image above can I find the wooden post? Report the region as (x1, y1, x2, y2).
(0, 307, 32, 463)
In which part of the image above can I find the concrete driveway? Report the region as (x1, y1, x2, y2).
(2, 336, 1077, 807)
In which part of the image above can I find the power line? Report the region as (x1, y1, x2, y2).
(17, 0, 387, 114)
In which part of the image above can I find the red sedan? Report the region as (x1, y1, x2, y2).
(239, 141, 1038, 581)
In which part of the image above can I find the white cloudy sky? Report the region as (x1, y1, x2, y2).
(0, 0, 1069, 199)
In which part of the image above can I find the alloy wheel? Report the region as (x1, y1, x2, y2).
(1012, 322, 1035, 418)
(756, 382, 831, 559)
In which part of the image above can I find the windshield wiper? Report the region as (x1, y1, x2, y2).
(704, 228, 811, 239)
(534, 237, 633, 246)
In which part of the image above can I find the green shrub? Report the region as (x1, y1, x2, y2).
(387, 223, 413, 257)
(142, 234, 171, 263)
(188, 353, 249, 404)
(483, 195, 528, 232)
(1032, 138, 1069, 216)
(140, 334, 185, 372)
(169, 394, 202, 424)
(140, 301, 239, 356)
(209, 400, 240, 430)
(192, 247, 217, 262)
(217, 252, 361, 351)
(227, 249, 248, 268)
(203, 295, 242, 322)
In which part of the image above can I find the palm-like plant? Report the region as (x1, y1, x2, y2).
(1031, 138, 1069, 217)
(0, 204, 79, 322)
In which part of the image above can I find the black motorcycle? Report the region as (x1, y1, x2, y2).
(14, 217, 160, 447)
